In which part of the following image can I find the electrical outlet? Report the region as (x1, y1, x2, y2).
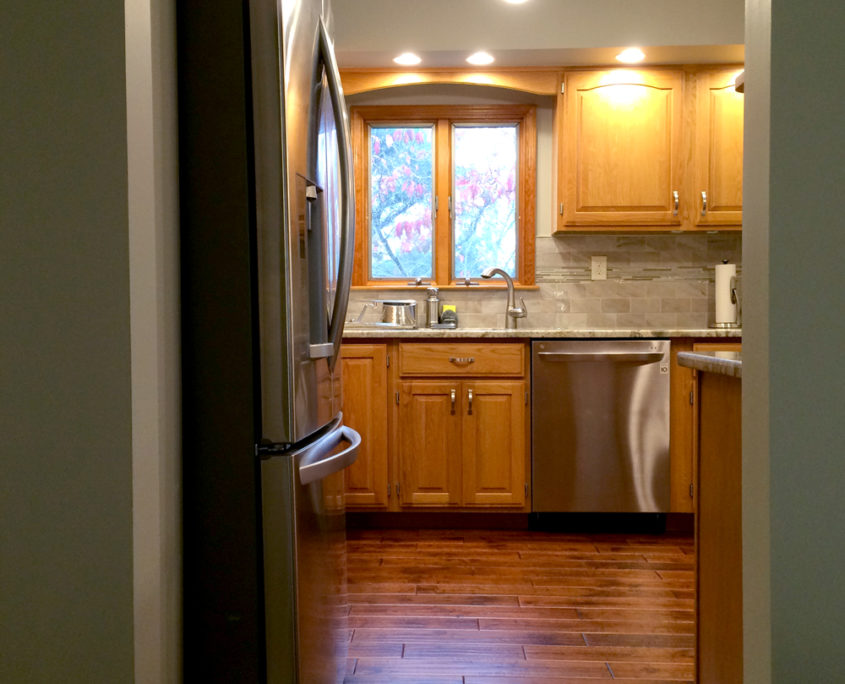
(591, 255, 607, 280)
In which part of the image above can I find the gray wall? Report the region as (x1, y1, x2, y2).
(125, 0, 182, 681)
(766, 0, 845, 678)
(741, 0, 772, 680)
(0, 2, 134, 682)
(745, 0, 845, 680)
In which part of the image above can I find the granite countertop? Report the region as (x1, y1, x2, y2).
(343, 325, 742, 340)
(677, 351, 742, 378)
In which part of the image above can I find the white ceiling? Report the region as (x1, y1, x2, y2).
(332, 0, 745, 68)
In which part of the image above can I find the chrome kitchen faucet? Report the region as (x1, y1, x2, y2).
(481, 267, 527, 329)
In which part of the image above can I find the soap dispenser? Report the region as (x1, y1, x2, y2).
(425, 287, 440, 327)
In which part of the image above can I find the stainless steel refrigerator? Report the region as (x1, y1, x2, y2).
(178, 0, 359, 681)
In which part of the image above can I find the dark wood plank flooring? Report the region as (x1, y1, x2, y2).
(345, 528, 694, 683)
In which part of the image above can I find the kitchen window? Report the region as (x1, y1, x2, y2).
(350, 105, 536, 287)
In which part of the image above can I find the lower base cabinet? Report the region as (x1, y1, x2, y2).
(397, 381, 462, 506)
(670, 339, 742, 514)
(342, 340, 529, 512)
(461, 381, 526, 506)
(398, 380, 526, 507)
(340, 344, 389, 508)
(696, 370, 743, 683)
(342, 337, 737, 515)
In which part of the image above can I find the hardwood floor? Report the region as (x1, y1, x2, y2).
(345, 528, 695, 683)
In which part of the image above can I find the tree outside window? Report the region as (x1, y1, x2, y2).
(350, 105, 536, 287)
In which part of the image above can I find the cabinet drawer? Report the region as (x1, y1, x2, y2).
(399, 342, 525, 377)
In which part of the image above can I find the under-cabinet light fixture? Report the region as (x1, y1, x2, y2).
(503, 0, 530, 4)
(615, 47, 645, 64)
(466, 51, 495, 66)
(393, 52, 421, 66)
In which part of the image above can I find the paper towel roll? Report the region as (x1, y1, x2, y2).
(715, 262, 737, 325)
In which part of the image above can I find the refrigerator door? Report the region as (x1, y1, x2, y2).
(261, 417, 361, 684)
(251, 0, 355, 445)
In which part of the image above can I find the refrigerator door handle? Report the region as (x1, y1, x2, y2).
(297, 415, 361, 485)
(318, 18, 355, 372)
(308, 342, 334, 358)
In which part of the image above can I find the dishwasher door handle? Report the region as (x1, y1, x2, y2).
(537, 351, 665, 363)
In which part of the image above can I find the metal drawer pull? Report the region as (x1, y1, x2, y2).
(467, 388, 473, 415)
(672, 190, 679, 216)
(450, 388, 456, 414)
(449, 356, 475, 364)
(701, 190, 708, 216)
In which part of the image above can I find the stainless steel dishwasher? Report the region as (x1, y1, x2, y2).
(532, 339, 670, 513)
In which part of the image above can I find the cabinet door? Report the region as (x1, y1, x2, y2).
(558, 68, 685, 229)
(670, 340, 742, 513)
(398, 381, 462, 506)
(461, 381, 526, 506)
(669, 340, 695, 513)
(340, 344, 389, 508)
(692, 68, 744, 228)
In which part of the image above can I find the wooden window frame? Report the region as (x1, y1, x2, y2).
(350, 104, 536, 288)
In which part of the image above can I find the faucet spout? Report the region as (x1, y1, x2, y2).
(480, 267, 526, 329)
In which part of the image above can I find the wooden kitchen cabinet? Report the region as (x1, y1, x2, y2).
(397, 379, 527, 508)
(669, 339, 741, 514)
(396, 342, 529, 509)
(554, 66, 743, 233)
(340, 344, 390, 508)
(669, 340, 696, 513)
(397, 381, 463, 506)
(691, 68, 744, 228)
(695, 366, 743, 683)
(556, 68, 685, 230)
(342, 339, 529, 512)
(461, 381, 526, 506)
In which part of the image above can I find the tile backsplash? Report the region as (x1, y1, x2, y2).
(347, 233, 742, 329)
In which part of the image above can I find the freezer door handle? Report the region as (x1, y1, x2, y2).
(297, 416, 361, 485)
(318, 18, 355, 372)
(537, 351, 665, 364)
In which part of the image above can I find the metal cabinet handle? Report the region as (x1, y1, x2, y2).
(450, 388, 456, 414)
(701, 190, 708, 216)
(672, 190, 679, 216)
(449, 356, 475, 364)
(467, 388, 473, 415)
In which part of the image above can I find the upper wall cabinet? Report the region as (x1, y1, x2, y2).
(557, 68, 686, 231)
(691, 68, 744, 228)
(554, 67, 743, 233)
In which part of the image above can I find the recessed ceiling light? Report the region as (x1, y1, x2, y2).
(503, 0, 530, 4)
(466, 51, 495, 66)
(616, 47, 645, 64)
(393, 52, 421, 66)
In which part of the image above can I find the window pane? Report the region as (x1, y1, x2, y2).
(369, 126, 434, 279)
(452, 125, 518, 280)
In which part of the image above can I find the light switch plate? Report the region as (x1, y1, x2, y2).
(591, 255, 607, 280)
